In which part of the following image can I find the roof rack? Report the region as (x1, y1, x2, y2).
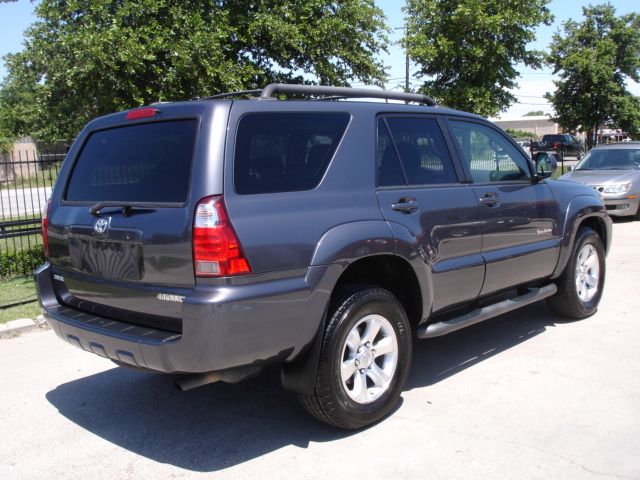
(200, 89, 263, 100)
(260, 83, 437, 106)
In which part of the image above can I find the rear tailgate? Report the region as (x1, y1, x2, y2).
(46, 104, 227, 332)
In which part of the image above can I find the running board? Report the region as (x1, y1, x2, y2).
(416, 284, 558, 339)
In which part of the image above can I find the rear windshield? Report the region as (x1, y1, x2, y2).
(65, 119, 197, 202)
(234, 112, 350, 194)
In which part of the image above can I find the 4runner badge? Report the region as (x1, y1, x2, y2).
(156, 293, 185, 303)
(94, 218, 109, 234)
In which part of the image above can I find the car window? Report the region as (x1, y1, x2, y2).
(576, 149, 640, 170)
(377, 117, 457, 186)
(450, 120, 531, 183)
(377, 120, 405, 186)
(234, 112, 349, 195)
(65, 119, 197, 203)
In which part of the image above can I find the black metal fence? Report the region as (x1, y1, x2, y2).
(0, 147, 65, 279)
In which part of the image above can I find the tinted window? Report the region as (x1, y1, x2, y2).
(377, 120, 405, 186)
(385, 117, 457, 185)
(450, 121, 530, 183)
(66, 120, 197, 202)
(234, 113, 349, 194)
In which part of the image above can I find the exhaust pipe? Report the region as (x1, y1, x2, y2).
(176, 365, 262, 391)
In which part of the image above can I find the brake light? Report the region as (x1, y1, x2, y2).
(193, 196, 251, 277)
(126, 107, 158, 120)
(42, 199, 51, 257)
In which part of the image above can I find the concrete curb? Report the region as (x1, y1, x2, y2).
(0, 315, 50, 339)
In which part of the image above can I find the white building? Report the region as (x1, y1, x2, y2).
(490, 116, 559, 138)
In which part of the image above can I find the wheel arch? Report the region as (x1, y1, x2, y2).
(552, 196, 612, 279)
(281, 253, 424, 394)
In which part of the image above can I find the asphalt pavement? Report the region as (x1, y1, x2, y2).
(1, 219, 639, 480)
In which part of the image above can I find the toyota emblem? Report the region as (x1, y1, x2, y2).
(94, 218, 109, 234)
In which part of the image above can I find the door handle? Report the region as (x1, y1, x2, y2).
(479, 192, 501, 208)
(391, 197, 419, 213)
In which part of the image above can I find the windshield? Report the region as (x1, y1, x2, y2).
(575, 149, 640, 171)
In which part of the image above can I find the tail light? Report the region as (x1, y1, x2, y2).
(42, 199, 51, 257)
(193, 196, 251, 277)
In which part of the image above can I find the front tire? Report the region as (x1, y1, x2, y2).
(547, 227, 605, 319)
(299, 286, 412, 429)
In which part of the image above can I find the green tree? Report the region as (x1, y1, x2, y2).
(0, 0, 389, 143)
(546, 4, 640, 148)
(404, 0, 553, 117)
(523, 110, 545, 116)
(505, 128, 536, 139)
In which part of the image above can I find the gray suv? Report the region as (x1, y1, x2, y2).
(35, 84, 612, 429)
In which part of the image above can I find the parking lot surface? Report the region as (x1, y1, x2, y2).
(1, 219, 639, 480)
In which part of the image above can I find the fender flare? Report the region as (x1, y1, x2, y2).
(552, 195, 611, 278)
(281, 220, 431, 394)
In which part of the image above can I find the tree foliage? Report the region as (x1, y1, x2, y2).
(505, 128, 536, 139)
(545, 4, 640, 147)
(523, 110, 545, 117)
(0, 0, 389, 143)
(404, 0, 553, 117)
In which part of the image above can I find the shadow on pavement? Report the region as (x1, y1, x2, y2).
(407, 301, 557, 390)
(46, 301, 560, 471)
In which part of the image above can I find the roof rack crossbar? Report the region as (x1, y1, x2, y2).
(201, 89, 263, 100)
(260, 83, 437, 106)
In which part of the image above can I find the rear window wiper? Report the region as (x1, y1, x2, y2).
(89, 202, 161, 217)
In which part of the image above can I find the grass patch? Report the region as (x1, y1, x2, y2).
(0, 276, 40, 324)
(0, 301, 41, 324)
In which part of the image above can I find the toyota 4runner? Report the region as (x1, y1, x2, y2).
(35, 84, 612, 429)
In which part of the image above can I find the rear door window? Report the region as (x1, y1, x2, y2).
(65, 119, 197, 203)
(378, 117, 458, 186)
(234, 112, 349, 194)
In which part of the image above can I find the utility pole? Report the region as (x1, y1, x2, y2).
(395, 25, 410, 93)
(405, 42, 410, 93)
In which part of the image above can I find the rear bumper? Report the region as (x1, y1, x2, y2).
(35, 262, 331, 373)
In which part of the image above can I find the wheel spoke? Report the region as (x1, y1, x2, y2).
(341, 359, 357, 382)
(373, 336, 395, 356)
(352, 370, 369, 402)
(346, 328, 361, 353)
(366, 363, 390, 389)
(361, 316, 382, 344)
(585, 274, 598, 288)
(584, 252, 598, 268)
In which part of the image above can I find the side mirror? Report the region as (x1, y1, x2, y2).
(534, 152, 557, 179)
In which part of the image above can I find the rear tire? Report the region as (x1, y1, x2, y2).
(547, 227, 605, 319)
(299, 286, 412, 429)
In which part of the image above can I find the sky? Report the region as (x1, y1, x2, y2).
(0, 0, 638, 118)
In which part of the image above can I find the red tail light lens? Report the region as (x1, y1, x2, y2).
(193, 196, 251, 277)
(42, 199, 51, 257)
(126, 107, 158, 120)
